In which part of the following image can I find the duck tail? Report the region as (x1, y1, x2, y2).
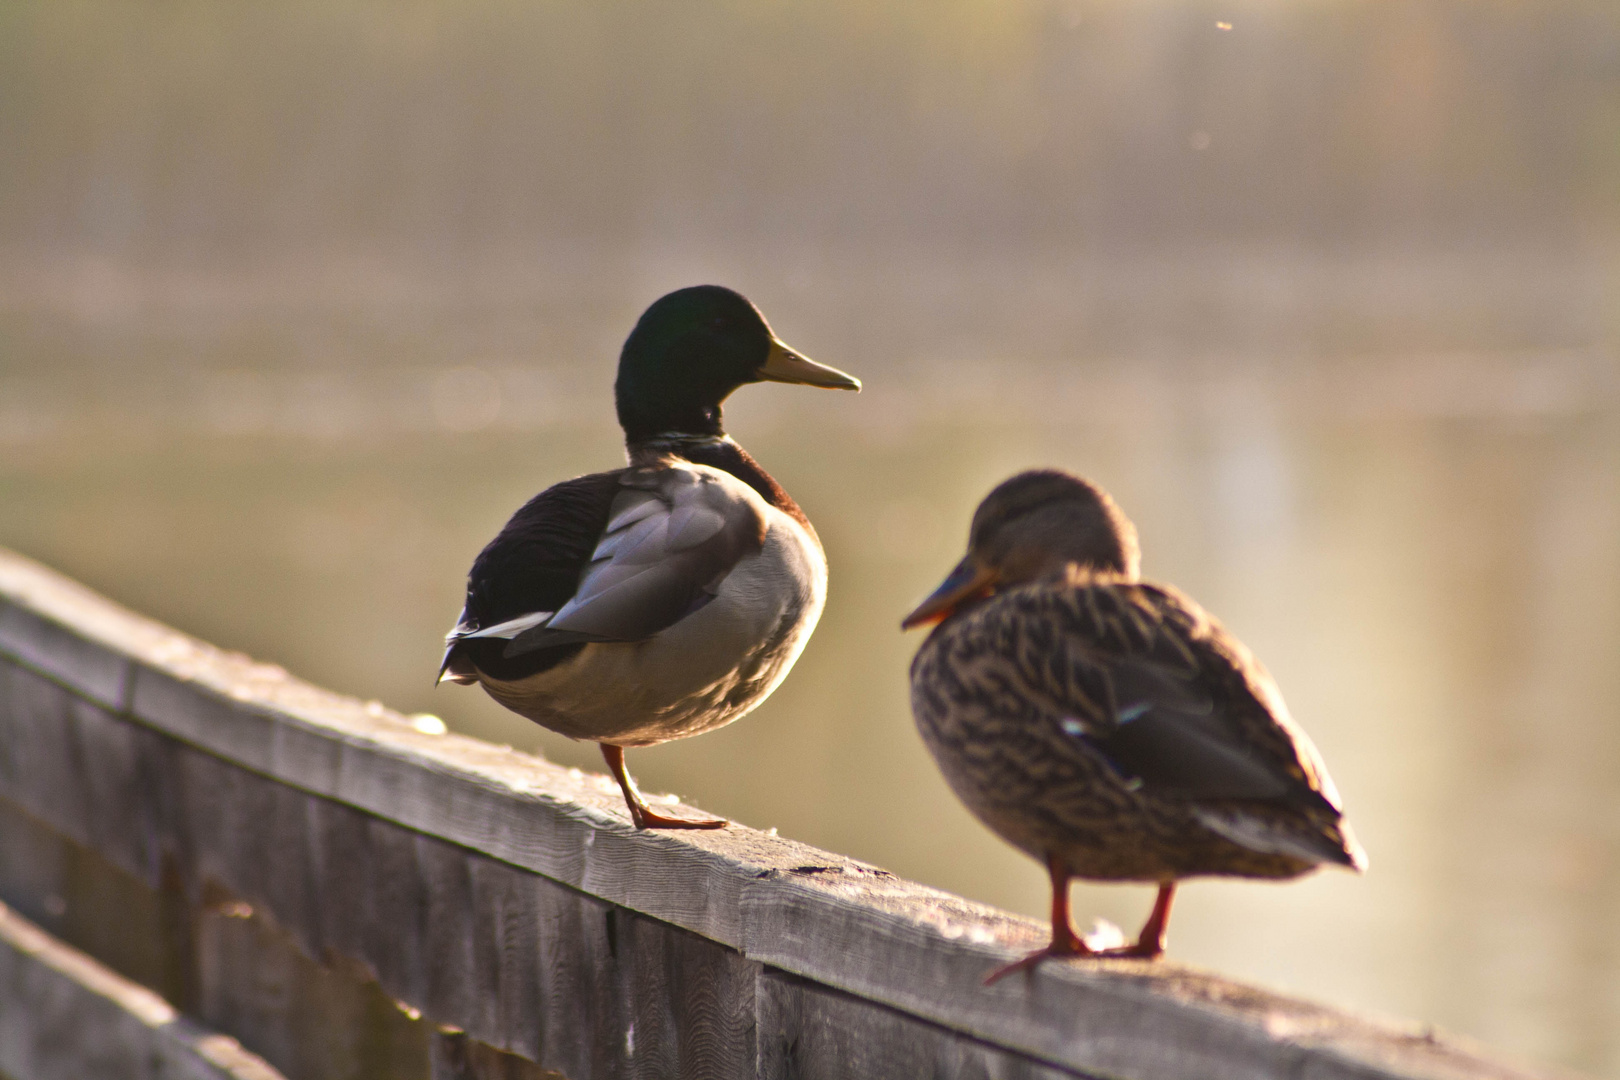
(1192, 805, 1368, 873)
(437, 640, 479, 686)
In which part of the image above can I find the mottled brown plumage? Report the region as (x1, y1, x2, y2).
(904, 470, 1365, 979)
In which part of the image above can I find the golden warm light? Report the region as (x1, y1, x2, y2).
(1, 1, 1616, 1074)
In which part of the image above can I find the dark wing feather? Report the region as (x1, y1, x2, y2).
(1100, 707, 1295, 801)
(466, 471, 626, 626)
(505, 464, 767, 654)
(448, 470, 624, 680)
(1054, 583, 1338, 813)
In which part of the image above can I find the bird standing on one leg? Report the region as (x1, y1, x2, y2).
(902, 470, 1365, 981)
(440, 285, 859, 829)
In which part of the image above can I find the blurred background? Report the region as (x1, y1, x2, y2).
(1, 0, 1617, 1073)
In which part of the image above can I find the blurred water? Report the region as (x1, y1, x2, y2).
(3, 0, 1619, 1073)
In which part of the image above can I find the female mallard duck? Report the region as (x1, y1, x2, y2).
(440, 285, 859, 829)
(903, 470, 1365, 981)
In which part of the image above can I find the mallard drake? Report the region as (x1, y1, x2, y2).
(903, 470, 1365, 981)
(440, 285, 859, 829)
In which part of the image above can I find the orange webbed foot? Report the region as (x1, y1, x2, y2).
(628, 806, 728, 830)
(984, 939, 1094, 984)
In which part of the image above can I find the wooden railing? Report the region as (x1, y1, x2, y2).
(0, 547, 1554, 1080)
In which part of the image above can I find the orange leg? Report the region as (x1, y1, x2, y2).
(986, 866, 1176, 983)
(600, 744, 726, 830)
(985, 853, 1093, 984)
(1113, 882, 1175, 959)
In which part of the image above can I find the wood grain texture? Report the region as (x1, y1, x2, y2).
(193, 898, 432, 1080)
(0, 667, 762, 1079)
(0, 802, 578, 1080)
(0, 547, 1561, 1080)
(0, 597, 130, 710)
(431, 1032, 571, 1080)
(755, 969, 1086, 1080)
(0, 899, 286, 1080)
(0, 798, 187, 1007)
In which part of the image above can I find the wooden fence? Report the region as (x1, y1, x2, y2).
(0, 547, 1557, 1080)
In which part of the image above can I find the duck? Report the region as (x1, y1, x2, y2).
(902, 469, 1365, 982)
(440, 285, 859, 829)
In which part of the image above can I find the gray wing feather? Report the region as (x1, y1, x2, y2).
(603, 493, 664, 534)
(666, 506, 727, 552)
(503, 465, 767, 656)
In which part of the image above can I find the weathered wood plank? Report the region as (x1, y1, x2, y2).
(0, 666, 763, 1079)
(0, 596, 130, 711)
(755, 969, 1087, 1080)
(0, 798, 186, 1008)
(430, 1032, 570, 1080)
(0, 801, 587, 1080)
(0, 795, 433, 1080)
(193, 898, 431, 1080)
(0, 547, 1560, 1080)
(0, 660, 155, 882)
(0, 799, 589, 1080)
(0, 899, 286, 1080)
